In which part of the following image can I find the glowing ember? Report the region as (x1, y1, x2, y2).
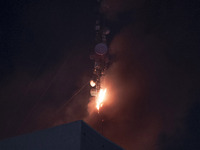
(90, 80, 96, 87)
(96, 88, 107, 112)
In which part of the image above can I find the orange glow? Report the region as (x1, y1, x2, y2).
(90, 80, 96, 87)
(96, 88, 107, 112)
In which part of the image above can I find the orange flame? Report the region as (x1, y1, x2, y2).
(96, 88, 107, 112)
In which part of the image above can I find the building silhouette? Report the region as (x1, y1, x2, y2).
(0, 120, 123, 150)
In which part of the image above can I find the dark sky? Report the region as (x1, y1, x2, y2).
(0, 0, 200, 150)
(0, 0, 94, 137)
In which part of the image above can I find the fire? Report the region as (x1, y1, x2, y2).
(90, 80, 96, 87)
(96, 88, 107, 112)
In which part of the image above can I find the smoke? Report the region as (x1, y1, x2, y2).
(0, 0, 199, 149)
(86, 0, 200, 150)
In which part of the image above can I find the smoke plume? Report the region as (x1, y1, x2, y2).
(0, 0, 199, 150)
(86, 0, 200, 149)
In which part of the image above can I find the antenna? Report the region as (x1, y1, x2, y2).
(89, 0, 110, 135)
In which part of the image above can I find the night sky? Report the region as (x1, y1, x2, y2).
(0, 0, 200, 150)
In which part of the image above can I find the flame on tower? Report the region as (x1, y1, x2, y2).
(96, 88, 107, 112)
(90, 80, 96, 87)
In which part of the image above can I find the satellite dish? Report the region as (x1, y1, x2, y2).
(95, 43, 108, 55)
